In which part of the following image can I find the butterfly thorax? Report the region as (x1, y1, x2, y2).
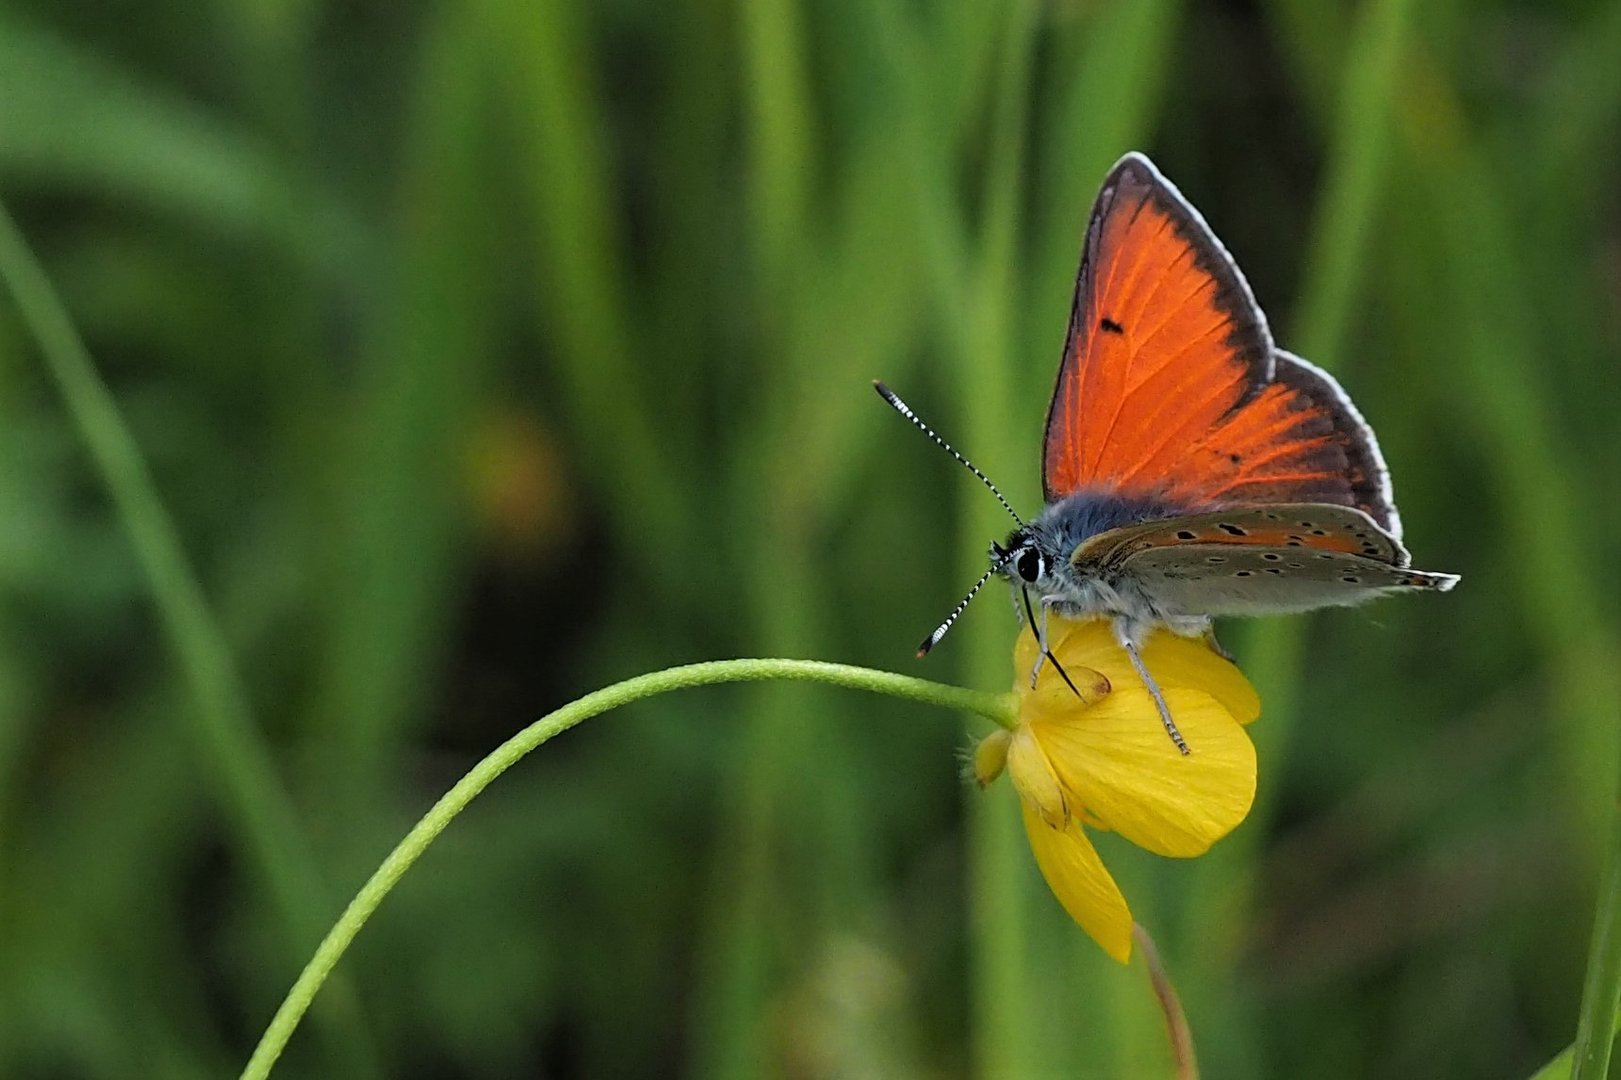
(995, 490, 1215, 635)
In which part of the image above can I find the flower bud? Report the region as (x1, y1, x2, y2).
(971, 729, 1011, 788)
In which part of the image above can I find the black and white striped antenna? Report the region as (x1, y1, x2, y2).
(916, 554, 1009, 657)
(875, 380, 1026, 656)
(873, 381, 1023, 527)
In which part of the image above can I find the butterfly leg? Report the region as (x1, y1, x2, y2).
(1112, 618, 1191, 755)
(1022, 591, 1086, 698)
(1027, 598, 1049, 687)
(1201, 625, 1234, 661)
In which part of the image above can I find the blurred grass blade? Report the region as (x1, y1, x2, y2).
(1287, 0, 1412, 367)
(0, 19, 363, 274)
(740, 0, 814, 302)
(1527, 999, 1621, 1080)
(688, 0, 820, 1074)
(957, 2, 1042, 1074)
(1030, 0, 1182, 374)
(309, 4, 494, 809)
(935, 0, 1185, 1072)
(1399, 65, 1620, 856)
(1234, 0, 1413, 829)
(1536, 11, 1621, 1072)
(1257, 0, 1344, 129)
(697, 150, 933, 1080)
(1570, 822, 1621, 1079)
(1186, 0, 1412, 1072)
(1243, 0, 1414, 817)
(1399, 55, 1621, 1078)
(0, 201, 376, 1071)
(1535, 0, 1621, 193)
(481, 0, 688, 561)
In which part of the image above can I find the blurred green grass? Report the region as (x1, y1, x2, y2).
(1, 1, 1617, 1077)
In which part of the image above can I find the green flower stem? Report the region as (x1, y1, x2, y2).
(239, 659, 1013, 1079)
(1133, 923, 1197, 1080)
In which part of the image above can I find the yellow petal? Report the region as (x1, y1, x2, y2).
(1139, 633, 1261, 725)
(1020, 803, 1133, 963)
(1036, 686, 1256, 857)
(1026, 618, 1260, 726)
(1012, 633, 1111, 709)
(1007, 727, 1066, 829)
(1024, 663, 1112, 720)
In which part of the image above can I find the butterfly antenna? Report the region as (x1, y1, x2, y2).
(874, 381, 1023, 526)
(917, 563, 1000, 657)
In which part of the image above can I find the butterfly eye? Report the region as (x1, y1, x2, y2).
(1015, 548, 1045, 583)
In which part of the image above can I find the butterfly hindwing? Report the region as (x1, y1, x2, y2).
(1177, 350, 1399, 535)
(1073, 503, 1408, 572)
(1113, 542, 1455, 618)
(1069, 504, 1455, 618)
(1041, 154, 1399, 535)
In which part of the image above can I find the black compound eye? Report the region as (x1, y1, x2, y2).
(1015, 548, 1044, 583)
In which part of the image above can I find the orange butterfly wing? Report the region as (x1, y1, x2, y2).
(1041, 154, 1399, 536)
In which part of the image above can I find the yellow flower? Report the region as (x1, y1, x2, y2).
(976, 617, 1260, 962)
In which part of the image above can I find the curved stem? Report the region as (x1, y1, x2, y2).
(1134, 923, 1198, 1080)
(239, 659, 1012, 1078)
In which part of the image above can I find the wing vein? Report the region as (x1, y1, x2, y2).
(1085, 216, 1201, 477)
(1127, 262, 1215, 362)
(1108, 362, 1247, 488)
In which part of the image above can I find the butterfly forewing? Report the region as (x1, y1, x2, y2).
(1042, 154, 1400, 535)
(1043, 155, 1271, 501)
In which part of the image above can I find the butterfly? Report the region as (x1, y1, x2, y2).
(878, 152, 1457, 753)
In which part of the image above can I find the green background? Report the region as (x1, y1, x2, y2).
(1, 0, 1617, 1076)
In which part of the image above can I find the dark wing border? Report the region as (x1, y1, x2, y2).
(1269, 349, 1401, 539)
